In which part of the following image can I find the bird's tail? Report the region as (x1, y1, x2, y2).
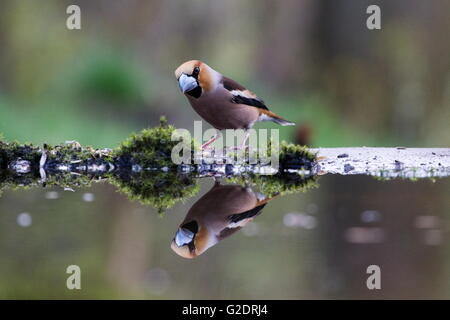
(260, 110, 295, 126)
(270, 117, 295, 126)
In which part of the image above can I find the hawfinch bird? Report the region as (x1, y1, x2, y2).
(175, 60, 295, 148)
(171, 182, 275, 259)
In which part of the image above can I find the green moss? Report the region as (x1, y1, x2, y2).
(1, 118, 319, 212)
(278, 141, 316, 170)
(0, 140, 41, 165)
(225, 142, 317, 196)
(280, 141, 316, 159)
(0, 139, 41, 194)
(45, 142, 113, 164)
(227, 140, 316, 165)
(113, 116, 197, 168)
(110, 117, 200, 213)
(227, 142, 318, 196)
(0, 138, 111, 194)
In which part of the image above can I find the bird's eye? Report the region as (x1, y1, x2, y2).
(193, 66, 200, 75)
(182, 220, 199, 233)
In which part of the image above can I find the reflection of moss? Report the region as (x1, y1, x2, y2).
(45, 172, 100, 189)
(110, 171, 199, 214)
(0, 171, 40, 194)
(0, 140, 41, 194)
(227, 173, 317, 197)
(110, 117, 199, 213)
(0, 139, 106, 193)
(227, 142, 318, 196)
(1, 119, 318, 212)
(43, 142, 113, 189)
(372, 167, 441, 182)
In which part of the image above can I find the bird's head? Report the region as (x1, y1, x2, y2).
(174, 60, 220, 98)
(171, 219, 211, 259)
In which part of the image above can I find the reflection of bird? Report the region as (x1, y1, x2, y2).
(175, 60, 295, 148)
(171, 182, 274, 259)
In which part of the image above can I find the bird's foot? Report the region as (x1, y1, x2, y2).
(201, 133, 221, 150)
(225, 145, 249, 152)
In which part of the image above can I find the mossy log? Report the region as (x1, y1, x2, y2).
(1, 118, 449, 213)
(1, 138, 449, 213)
(2, 142, 450, 180)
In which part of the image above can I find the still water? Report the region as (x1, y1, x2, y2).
(0, 174, 448, 299)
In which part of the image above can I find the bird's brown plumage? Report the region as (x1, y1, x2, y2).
(175, 60, 295, 130)
(171, 183, 275, 258)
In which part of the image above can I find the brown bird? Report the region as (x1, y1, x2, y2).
(171, 181, 275, 259)
(175, 60, 295, 148)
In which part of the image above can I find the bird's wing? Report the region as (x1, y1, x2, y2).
(227, 203, 267, 224)
(222, 76, 269, 111)
(217, 204, 267, 240)
(217, 226, 242, 240)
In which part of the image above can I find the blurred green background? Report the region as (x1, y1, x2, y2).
(0, 0, 449, 299)
(1, 0, 448, 148)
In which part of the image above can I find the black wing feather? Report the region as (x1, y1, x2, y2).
(217, 204, 267, 240)
(231, 95, 269, 110)
(228, 203, 267, 224)
(222, 76, 269, 111)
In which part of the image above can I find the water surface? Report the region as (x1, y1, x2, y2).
(0, 174, 448, 299)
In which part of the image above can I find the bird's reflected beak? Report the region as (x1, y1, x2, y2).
(174, 227, 195, 247)
(178, 73, 198, 93)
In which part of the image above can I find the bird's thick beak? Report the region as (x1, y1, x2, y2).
(174, 227, 195, 247)
(178, 73, 198, 93)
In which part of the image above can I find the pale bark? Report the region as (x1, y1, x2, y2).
(311, 147, 450, 179)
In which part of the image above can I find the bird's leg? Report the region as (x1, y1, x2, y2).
(239, 131, 250, 150)
(225, 130, 250, 151)
(201, 132, 221, 150)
